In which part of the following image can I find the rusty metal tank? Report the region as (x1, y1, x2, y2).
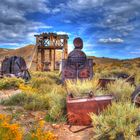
(0, 56, 31, 81)
(67, 93, 113, 125)
(62, 37, 93, 81)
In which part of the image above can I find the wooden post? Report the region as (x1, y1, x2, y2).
(51, 49, 55, 71)
(49, 49, 52, 62)
(49, 49, 52, 71)
(54, 49, 56, 70)
(41, 49, 45, 71)
(36, 48, 39, 71)
(35, 36, 39, 71)
(64, 39, 68, 59)
(50, 34, 52, 47)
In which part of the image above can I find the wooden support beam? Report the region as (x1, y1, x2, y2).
(54, 49, 56, 70)
(36, 48, 39, 71)
(64, 39, 68, 59)
(49, 49, 52, 62)
(51, 49, 55, 71)
(41, 49, 45, 71)
(49, 49, 52, 71)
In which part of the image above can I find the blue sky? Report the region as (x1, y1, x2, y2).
(0, 0, 140, 59)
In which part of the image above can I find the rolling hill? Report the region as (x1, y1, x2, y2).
(0, 45, 140, 71)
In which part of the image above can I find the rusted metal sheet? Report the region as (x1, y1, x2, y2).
(99, 78, 115, 88)
(125, 76, 135, 85)
(67, 94, 113, 125)
(62, 37, 94, 81)
(99, 75, 135, 88)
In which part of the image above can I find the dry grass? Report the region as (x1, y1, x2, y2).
(107, 79, 135, 102)
(65, 76, 105, 97)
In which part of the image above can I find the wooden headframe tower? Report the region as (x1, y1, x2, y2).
(34, 32, 69, 71)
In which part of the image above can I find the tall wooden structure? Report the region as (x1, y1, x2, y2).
(34, 33, 69, 71)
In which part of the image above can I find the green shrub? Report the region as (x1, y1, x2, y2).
(0, 77, 24, 90)
(1, 93, 49, 111)
(47, 87, 66, 121)
(107, 79, 135, 102)
(23, 95, 49, 111)
(1, 93, 27, 106)
(1, 76, 67, 120)
(30, 77, 55, 88)
(31, 71, 61, 84)
(90, 102, 140, 140)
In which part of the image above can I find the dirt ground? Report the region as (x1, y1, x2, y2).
(0, 90, 93, 140)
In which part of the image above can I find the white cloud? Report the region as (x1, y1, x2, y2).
(68, 0, 106, 10)
(63, 20, 72, 24)
(63, 0, 139, 38)
(99, 38, 124, 44)
(31, 24, 53, 30)
(130, 51, 140, 55)
(85, 50, 96, 56)
(52, 8, 61, 14)
(0, 0, 52, 45)
(83, 43, 94, 48)
(130, 48, 140, 55)
(56, 31, 71, 35)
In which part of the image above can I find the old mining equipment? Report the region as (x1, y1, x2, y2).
(67, 93, 113, 126)
(62, 37, 93, 81)
(0, 56, 31, 81)
(34, 33, 69, 71)
(63, 38, 114, 127)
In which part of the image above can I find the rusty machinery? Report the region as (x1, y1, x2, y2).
(0, 56, 31, 81)
(63, 37, 135, 126)
(67, 93, 113, 126)
(34, 32, 69, 71)
(62, 37, 94, 81)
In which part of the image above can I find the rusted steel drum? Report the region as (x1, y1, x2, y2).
(67, 95, 113, 125)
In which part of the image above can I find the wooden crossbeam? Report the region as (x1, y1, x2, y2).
(35, 32, 68, 71)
